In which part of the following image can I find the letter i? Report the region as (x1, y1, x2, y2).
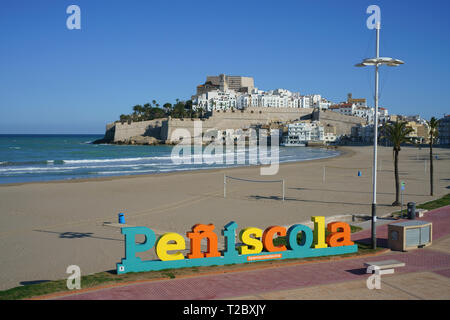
(311, 216, 328, 248)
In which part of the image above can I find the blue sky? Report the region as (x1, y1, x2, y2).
(0, 0, 449, 134)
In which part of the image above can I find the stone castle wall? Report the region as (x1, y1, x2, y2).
(106, 107, 365, 143)
(161, 107, 314, 141)
(312, 109, 365, 136)
(112, 119, 166, 143)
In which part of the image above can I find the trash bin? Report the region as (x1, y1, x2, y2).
(407, 202, 416, 220)
(118, 213, 126, 224)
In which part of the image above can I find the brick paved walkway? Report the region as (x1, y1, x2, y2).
(54, 206, 450, 300)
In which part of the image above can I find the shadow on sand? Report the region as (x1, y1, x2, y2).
(33, 230, 123, 242)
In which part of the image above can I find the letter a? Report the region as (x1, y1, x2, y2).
(66, 5, 81, 30)
(366, 5, 381, 30)
(326, 222, 354, 247)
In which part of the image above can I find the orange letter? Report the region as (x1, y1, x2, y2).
(326, 222, 354, 247)
(262, 226, 287, 252)
(186, 224, 221, 259)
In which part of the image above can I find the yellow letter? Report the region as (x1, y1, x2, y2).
(156, 232, 186, 261)
(239, 227, 263, 255)
(311, 216, 328, 249)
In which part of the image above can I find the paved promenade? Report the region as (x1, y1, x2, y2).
(51, 205, 450, 300)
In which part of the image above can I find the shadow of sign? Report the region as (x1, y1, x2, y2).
(33, 230, 123, 242)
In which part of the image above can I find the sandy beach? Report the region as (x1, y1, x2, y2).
(0, 145, 449, 290)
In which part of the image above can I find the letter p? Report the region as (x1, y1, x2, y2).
(118, 227, 156, 274)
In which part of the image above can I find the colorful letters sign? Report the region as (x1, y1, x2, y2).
(116, 216, 357, 274)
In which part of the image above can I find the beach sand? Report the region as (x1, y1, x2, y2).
(0, 146, 449, 290)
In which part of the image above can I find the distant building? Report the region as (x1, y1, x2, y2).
(438, 115, 450, 145)
(405, 121, 429, 144)
(347, 93, 367, 107)
(351, 124, 375, 143)
(323, 124, 337, 143)
(330, 102, 388, 124)
(195, 74, 254, 96)
(283, 121, 325, 145)
(193, 90, 237, 111)
(192, 74, 335, 111)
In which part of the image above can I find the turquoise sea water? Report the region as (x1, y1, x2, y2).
(0, 134, 340, 184)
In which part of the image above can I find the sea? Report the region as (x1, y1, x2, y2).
(0, 134, 340, 184)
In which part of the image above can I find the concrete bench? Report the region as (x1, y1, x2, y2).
(364, 259, 405, 272)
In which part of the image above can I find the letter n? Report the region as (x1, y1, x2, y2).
(186, 224, 221, 259)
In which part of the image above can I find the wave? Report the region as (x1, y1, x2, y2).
(62, 157, 167, 164)
(0, 160, 65, 167)
(0, 162, 163, 173)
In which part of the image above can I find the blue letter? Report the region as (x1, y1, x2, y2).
(222, 221, 239, 258)
(287, 224, 313, 251)
(119, 227, 156, 272)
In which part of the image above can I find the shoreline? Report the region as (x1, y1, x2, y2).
(0, 145, 448, 291)
(0, 146, 350, 187)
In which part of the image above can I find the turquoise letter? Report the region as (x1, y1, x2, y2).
(120, 227, 156, 268)
(287, 224, 313, 251)
(222, 221, 239, 258)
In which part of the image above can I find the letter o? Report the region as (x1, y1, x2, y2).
(287, 224, 313, 251)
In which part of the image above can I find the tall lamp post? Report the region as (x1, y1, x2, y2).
(355, 21, 404, 249)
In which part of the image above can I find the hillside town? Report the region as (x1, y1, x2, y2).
(189, 74, 447, 146)
(103, 74, 449, 147)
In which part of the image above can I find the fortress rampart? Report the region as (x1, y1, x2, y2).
(103, 107, 365, 143)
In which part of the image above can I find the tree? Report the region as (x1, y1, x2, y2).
(132, 104, 143, 117)
(197, 107, 205, 119)
(172, 101, 186, 119)
(427, 117, 439, 196)
(143, 103, 151, 120)
(383, 121, 415, 206)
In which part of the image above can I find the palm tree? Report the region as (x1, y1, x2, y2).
(427, 117, 439, 196)
(383, 121, 414, 206)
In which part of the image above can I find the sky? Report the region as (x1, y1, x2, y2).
(0, 0, 449, 134)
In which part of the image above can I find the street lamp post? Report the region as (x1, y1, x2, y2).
(355, 21, 404, 249)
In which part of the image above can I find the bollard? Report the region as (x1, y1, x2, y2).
(118, 213, 126, 224)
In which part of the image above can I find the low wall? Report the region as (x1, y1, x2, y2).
(113, 119, 166, 143)
(312, 109, 365, 136)
(105, 108, 367, 143)
(162, 107, 314, 142)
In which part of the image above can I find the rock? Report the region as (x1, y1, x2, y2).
(92, 137, 113, 144)
(128, 136, 159, 145)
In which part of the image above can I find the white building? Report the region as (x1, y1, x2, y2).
(193, 86, 333, 111)
(193, 90, 237, 111)
(283, 121, 325, 145)
(330, 103, 388, 124)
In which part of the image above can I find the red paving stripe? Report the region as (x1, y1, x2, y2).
(58, 249, 450, 300)
(55, 206, 450, 300)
